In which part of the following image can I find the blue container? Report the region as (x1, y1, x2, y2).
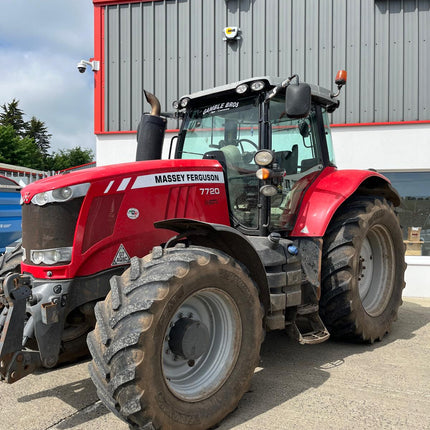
(0, 176, 22, 253)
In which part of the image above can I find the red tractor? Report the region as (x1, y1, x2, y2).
(0, 73, 405, 429)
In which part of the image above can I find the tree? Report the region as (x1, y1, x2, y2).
(0, 99, 26, 136)
(0, 99, 93, 172)
(25, 117, 52, 156)
(0, 124, 45, 169)
(46, 147, 94, 171)
(14, 136, 44, 170)
(0, 125, 18, 163)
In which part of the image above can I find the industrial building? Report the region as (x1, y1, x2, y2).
(89, 0, 430, 295)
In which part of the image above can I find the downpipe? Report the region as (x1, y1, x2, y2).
(136, 90, 167, 161)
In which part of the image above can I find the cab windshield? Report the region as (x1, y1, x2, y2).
(177, 96, 260, 159)
(176, 93, 329, 233)
(177, 96, 261, 228)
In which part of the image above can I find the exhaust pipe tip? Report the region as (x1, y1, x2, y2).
(144, 90, 161, 117)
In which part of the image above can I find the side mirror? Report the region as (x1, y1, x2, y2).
(285, 83, 311, 119)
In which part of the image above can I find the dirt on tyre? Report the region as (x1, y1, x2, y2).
(0, 243, 22, 278)
(320, 196, 406, 342)
(0, 244, 23, 332)
(88, 246, 264, 430)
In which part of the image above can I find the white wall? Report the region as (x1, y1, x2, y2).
(331, 123, 430, 171)
(96, 133, 137, 166)
(332, 123, 430, 298)
(96, 131, 176, 166)
(404, 256, 430, 297)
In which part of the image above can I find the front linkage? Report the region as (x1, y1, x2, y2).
(0, 272, 78, 383)
(0, 273, 41, 382)
(0, 265, 120, 384)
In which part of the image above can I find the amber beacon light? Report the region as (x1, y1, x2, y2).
(332, 70, 347, 97)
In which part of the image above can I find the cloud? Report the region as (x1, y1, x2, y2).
(0, 0, 95, 153)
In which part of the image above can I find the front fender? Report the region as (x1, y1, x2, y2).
(154, 218, 270, 312)
(291, 167, 400, 237)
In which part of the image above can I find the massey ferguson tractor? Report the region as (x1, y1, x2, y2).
(0, 72, 405, 429)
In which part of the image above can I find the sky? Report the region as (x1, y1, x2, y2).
(0, 0, 96, 154)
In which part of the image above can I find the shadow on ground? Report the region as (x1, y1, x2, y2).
(217, 300, 430, 429)
(17, 365, 104, 429)
(15, 300, 429, 430)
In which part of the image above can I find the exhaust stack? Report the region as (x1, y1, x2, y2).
(136, 90, 167, 161)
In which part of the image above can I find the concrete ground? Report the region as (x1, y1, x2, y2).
(0, 297, 429, 430)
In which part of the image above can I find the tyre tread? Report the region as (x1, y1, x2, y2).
(320, 196, 405, 342)
(88, 245, 263, 430)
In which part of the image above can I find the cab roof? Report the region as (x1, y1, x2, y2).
(179, 76, 340, 112)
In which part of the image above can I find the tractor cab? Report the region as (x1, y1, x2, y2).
(174, 76, 340, 236)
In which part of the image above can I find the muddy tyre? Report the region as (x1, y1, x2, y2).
(88, 246, 264, 430)
(0, 245, 23, 331)
(320, 197, 406, 342)
(0, 243, 22, 277)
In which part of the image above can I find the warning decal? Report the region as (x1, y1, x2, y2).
(112, 244, 131, 266)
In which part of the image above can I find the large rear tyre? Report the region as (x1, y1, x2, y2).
(320, 197, 406, 342)
(88, 246, 264, 430)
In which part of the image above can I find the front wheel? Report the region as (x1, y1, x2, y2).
(88, 246, 264, 429)
(320, 197, 406, 342)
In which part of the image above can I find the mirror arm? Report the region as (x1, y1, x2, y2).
(265, 74, 298, 103)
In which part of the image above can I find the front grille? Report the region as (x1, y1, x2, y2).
(81, 194, 123, 253)
(22, 198, 84, 264)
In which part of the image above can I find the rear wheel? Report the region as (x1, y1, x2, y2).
(88, 246, 264, 430)
(320, 197, 406, 342)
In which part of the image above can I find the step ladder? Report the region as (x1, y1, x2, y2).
(286, 304, 330, 345)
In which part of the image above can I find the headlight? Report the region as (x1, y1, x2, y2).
(236, 83, 248, 94)
(172, 100, 179, 109)
(180, 97, 190, 108)
(30, 247, 73, 265)
(260, 185, 278, 197)
(34, 192, 49, 206)
(31, 183, 90, 206)
(52, 186, 73, 201)
(251, 80, 265, 91)
(254, 150, 274, 166)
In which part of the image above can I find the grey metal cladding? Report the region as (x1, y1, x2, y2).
(104, 0, 429, 131)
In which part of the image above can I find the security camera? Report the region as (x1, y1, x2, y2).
(77, 59, 100, 73)
(77, 60, 87, 73)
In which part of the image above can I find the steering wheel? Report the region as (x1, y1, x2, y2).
(236, 138, 258, 152)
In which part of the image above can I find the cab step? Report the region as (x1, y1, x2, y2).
(286, 307, 330, 345)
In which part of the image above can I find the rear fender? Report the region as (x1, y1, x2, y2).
(291, 167, 400, 237)
(155, 219, 270, 312)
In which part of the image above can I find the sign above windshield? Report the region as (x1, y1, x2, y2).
(202, 101, 240, 116)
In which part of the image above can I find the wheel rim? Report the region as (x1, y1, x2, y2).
(162, 288, 241, 401)
(358, 224, 395, 317)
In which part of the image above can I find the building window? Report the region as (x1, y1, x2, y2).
(382, 171, 430, 257)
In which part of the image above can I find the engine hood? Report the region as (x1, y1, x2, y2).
(21, 159, 223, 203)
